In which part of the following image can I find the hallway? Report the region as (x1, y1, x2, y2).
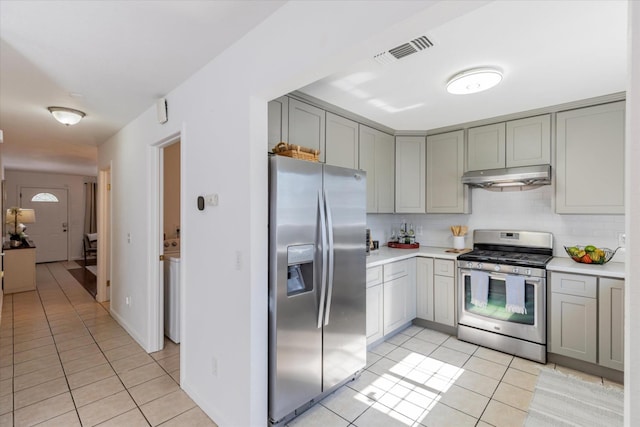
(0, 262, 216, 426)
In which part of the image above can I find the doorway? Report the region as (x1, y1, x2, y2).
(148, 131, 182, 354)
(162, 140, 181, 346)
(20, 187, 69, 263)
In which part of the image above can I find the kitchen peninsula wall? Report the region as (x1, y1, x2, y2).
(368, 184, 625, 260)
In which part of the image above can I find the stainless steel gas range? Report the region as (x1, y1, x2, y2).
(457, 230, 553, 363)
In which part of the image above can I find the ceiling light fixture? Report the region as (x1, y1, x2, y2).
(47, 106, 86, 126)
(446, 67, 503, 95)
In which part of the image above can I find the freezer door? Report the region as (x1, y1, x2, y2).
(268, 156, 323, 423)
(322, 164, 367, 390)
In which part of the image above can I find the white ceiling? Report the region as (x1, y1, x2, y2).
(0, 1, 628, 176)
(301, 0, 628, 131)
(0, 0, 285, 175)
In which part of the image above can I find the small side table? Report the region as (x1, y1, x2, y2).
(3, 240, 36, 294)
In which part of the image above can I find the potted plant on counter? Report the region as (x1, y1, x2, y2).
(5, 206, 35, 247)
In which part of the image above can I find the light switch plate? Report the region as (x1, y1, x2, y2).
(205, 194, 218, 206)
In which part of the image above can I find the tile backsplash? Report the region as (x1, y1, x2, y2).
(367, 186, 625, 261)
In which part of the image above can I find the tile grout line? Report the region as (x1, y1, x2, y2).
(44, 263, 155, 427)
(49, 263, 192, 426)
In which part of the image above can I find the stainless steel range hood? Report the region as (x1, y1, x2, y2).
(462, 165, 551, 188)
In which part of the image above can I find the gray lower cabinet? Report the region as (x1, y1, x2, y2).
(549, 271, 624, 370)
(366, 259, 416, 344)
(416, 257, 456, 327)
(555, 101, 625, 214)
(599, 278, 625, 371)
(366, 283, 384, 345)
(382, 259, 416, 336)
(416, 258, 434, 321)
(433, 259, 456, 327)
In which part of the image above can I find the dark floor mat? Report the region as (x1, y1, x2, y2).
(68, 262, 97, 297)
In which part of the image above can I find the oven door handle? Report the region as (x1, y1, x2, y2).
(459, 268, 542, 283)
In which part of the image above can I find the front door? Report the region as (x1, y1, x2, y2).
(20, 187, 69, 263)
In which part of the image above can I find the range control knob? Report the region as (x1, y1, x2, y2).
(526, 269, 532, 276)
(467, 262, 474, 268)
(477, 263, 484, 270)
(513, 267, 520, 274)
(494, 265, 501, 272)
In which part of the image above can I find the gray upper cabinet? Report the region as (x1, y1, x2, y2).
(325, 112, 359, 169)
(359, 125, 394, 213)
(506, 115, 551, 167)
(467, 115, 551, 172)
(395, 136, 426, 213)
(267, 96, 289, 152)
(556, 101, 625, 214)
(288, 98, 326, 163)
(426, 130, 469, 214)
(467, 123, 506, 171)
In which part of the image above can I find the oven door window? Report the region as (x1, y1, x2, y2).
(463, 275, 535, 325)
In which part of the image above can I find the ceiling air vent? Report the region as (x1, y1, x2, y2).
(374, 36, 434, 64)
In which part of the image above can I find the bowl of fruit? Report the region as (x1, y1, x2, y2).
(564, 245, 619, 265)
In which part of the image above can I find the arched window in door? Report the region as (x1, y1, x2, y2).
(31, 192, 59, 203)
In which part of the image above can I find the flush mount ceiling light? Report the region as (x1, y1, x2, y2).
(47, 106, 86, 126)
(446, 67, 503, 95)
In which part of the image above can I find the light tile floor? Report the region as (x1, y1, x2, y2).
(0, 262, 216, 426)
(287, 325, 623, 427)
(0, 262, 622, 427)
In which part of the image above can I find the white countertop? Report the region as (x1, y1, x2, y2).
(366, 245, 463, 268)
(547, 257, 625, 279)
(367, 248, 626, 279)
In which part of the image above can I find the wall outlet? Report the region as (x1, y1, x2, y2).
(416, 226, 424, 236)
(125, 296, 131, 306)
(235, 251, 242, 270)
(618, 233, 626, 247)
(211, 356, 218, 376)
(127, 232, 131, 244)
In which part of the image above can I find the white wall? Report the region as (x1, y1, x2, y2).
(3, 169, 93, 260)
(368, 185, 626, 259)
(625, 2, 639, 425)
(97, 2, 495, 426)
(95, 1, 640, 425)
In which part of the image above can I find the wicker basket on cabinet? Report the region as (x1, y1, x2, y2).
(272, 142, 319, 162)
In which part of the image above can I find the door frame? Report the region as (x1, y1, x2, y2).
(97, 165, 112, 302)
(148, 129, 182, 355)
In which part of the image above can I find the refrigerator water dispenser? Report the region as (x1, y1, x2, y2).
(287, 245, 314, 296)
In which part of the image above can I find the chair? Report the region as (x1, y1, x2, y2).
(83, 233, 97, 265)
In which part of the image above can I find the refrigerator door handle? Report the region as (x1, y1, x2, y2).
(317, 190, 328, 329)
(323, 190, 335, 326)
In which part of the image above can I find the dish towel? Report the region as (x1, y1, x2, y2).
(505, 275, 527, 314)
(470, 270, 489, 308)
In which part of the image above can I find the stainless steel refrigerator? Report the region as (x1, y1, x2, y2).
(268, 155, 367, 426)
